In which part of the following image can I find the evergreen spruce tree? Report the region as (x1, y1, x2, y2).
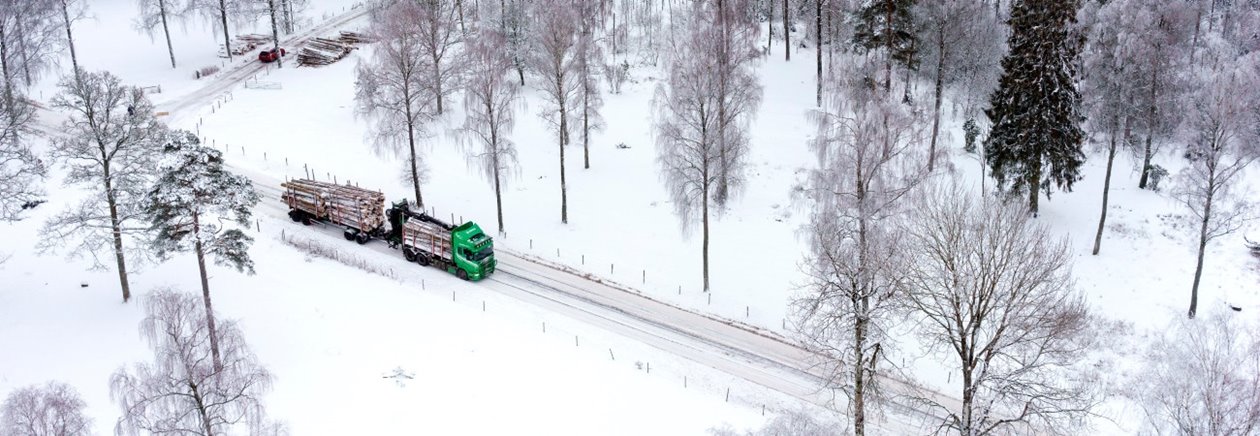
(851, 0, 919, 93)
(143, 130, 259, 372)
(983, 0, 1085, 215)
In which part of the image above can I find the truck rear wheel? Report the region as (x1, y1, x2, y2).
(288, 210, 302, 222)
(403, 248, 417, 262)
(343, 229, 356, 241)
(355, 232, 370, 245)
(301, 215, 312, 225)
(417, 254, 431, 267)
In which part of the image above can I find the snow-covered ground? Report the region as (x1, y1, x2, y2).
(4, 0, 1260, 434)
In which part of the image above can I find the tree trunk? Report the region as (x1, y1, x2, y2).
(559, 97, 569, 224)
(782, 0, 790, 61)
(929, 30, 945, 171)
(494, 160, 504, 234)
(103, 165, 131, 303)
(189, 383, 215, 436)
(853, 312, 867, 436)
(1, 26, 13, 106)
(767, 0, 773, 55)
(884, 0, 893, 93)
(160, 0, 176, 68)
(16, 13, 31, 87)
(961, 365, 974, 434)
(702, 181, 710, 292)
(1139, 67, 1158, 189)
(815, 0, 822, 107)
(1029, 153, 1041, 215)
(582, 82, 591, 169)
(60, 0, 80, 81)
(267, 0, 283, 68)
(193, 213, 222, 371)
(218, 0, 232, 61)
(407, 126, 424, 208)
(456, 0, 467, 34)
(1189, 190, 1212, 318)
(1092, 135, 1117, 255)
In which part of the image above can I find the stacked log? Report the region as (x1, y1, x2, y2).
(281, 179, 386, 232)
(297, 31, 374, 67)
(338, 31, 374, 45)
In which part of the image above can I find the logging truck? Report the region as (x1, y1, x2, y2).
(280, 179, 495, 281)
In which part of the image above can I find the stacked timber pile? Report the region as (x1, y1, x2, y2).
(220, 34, 270, 57)
(297, 31, 373, 67)
(281, 179, 386, 232)
(338, 31, 373, 45)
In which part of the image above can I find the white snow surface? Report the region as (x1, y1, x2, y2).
(4, 0, 1260, 434)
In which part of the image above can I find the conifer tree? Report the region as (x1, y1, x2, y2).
(983, 0, 1085, 215)
(851, 0, 918, 93)
(143, 130, 259, 371)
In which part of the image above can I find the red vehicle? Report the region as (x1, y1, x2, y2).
(259, 47, 286, 63)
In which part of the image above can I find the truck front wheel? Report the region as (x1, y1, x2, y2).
(457, 269, 468, 281)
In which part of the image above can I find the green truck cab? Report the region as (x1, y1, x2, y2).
(388, 200, 496, 281)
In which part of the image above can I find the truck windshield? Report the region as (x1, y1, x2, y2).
(469, 246, 493, 261)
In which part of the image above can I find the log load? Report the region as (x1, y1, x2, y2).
(281, 179, 386, 234)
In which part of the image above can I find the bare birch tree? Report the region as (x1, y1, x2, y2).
(530, 0, 580, 224)
(574, 0, 604, 169)
(0, 94, 40, 222)
(712, 0, 762, 209)
(190, 0, 258, 61)
(53, 0, 85, 79)
(792, 58, 927, 436)
(1124, 0, 1196, 190)
(415, 0, 462, 115)
(356, 1, 434, 207)
(655, 3, 723, 292)
(458, 28, 518, 234)
(111, 289, 277, 436)
(1174, 47, 1260, 319)
(915, 0, 995, 171)
(0, 0, 65, 98)
(1080, 0, 1137, 256)
(0, 381, 92, 436)
(39, 71, 166, 304)
(1131, 311, 1260, 435)
(135, 0, 190, 69)
(903, 181, 1099, 435)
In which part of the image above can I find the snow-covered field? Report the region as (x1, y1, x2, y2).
(4, 0, 1260, 434)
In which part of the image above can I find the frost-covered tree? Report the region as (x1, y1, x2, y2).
(52, 0, 86, 78)
(529, 0, 579, 224)
(134, 0, 190, 69)
(711, 0, 762, 208)
(111, 289, 277, 436)
(0, 381, 92, 436)
(415, 0, 462, 115)
(190, 0, 259, 61)
(915, 0, 997, 171)
(356, 1, 434, 207)
(143, 130, 259, 371)
(0, 94, 41, 222)
(1132, 311, 1260, 435)
(852, 0, 918, 93)
(1122, 0, 1196, 190)
(459, 28, 518, 234)
(40, 71, 166, 303)
(904, 181, 1098, 435)
(0, 0, 66, 98)
(1174, 49, 1260, 319)
(654, 3, 726, 292)
(983, 0, 1085, 215)
(792, 59, 927, 436)
(574, 0, 604, 169)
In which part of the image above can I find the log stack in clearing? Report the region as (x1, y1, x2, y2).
(297, 31, 375, 67)
(281, 179, 386, 232)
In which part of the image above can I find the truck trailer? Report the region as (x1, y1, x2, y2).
(280, 179, 495, 281)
